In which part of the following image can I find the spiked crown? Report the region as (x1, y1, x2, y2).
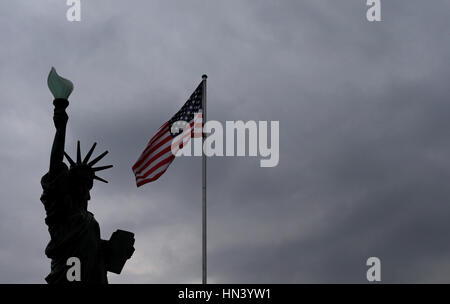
(64, 141, 113, 184)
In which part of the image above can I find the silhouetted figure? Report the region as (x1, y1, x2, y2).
(40, 68, 135, 284)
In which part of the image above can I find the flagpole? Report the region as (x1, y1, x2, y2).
(201, 74, 208, 284)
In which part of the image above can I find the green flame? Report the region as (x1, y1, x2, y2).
(47, 67, 74, 99)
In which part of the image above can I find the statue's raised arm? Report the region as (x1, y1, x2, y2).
(47, 67, 73, 176)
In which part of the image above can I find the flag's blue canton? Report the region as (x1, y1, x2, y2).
(169, 82, 203, 136)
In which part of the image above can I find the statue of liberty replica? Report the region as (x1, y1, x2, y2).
(40, 68, 135, 284)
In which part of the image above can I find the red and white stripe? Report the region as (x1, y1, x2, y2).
(132, 113, 203, 187)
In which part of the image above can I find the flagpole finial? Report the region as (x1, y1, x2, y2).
(202, 74, 208, 80)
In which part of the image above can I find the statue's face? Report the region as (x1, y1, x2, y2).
(73, 178, 92, 202)
(69, 166, 94, 203)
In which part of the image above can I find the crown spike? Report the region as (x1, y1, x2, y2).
(76, 141, 81, 165)
(88, 150, 109, 167)
(92, 165, 113, 172)
(83, 142, 97, 164)
(64, 151, 76, 167)
(94, 175, 108, 183)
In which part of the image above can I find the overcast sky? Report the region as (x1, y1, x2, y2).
(1, 0, 449, 283)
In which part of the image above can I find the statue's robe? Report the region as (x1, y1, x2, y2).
(40, 162, 108, 284)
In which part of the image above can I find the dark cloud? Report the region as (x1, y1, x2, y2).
(0, 0, 449, 283)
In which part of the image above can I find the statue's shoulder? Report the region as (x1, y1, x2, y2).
(41, 162, 70, 194)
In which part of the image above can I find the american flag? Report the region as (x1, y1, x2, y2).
(132, 82, 203, 187)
